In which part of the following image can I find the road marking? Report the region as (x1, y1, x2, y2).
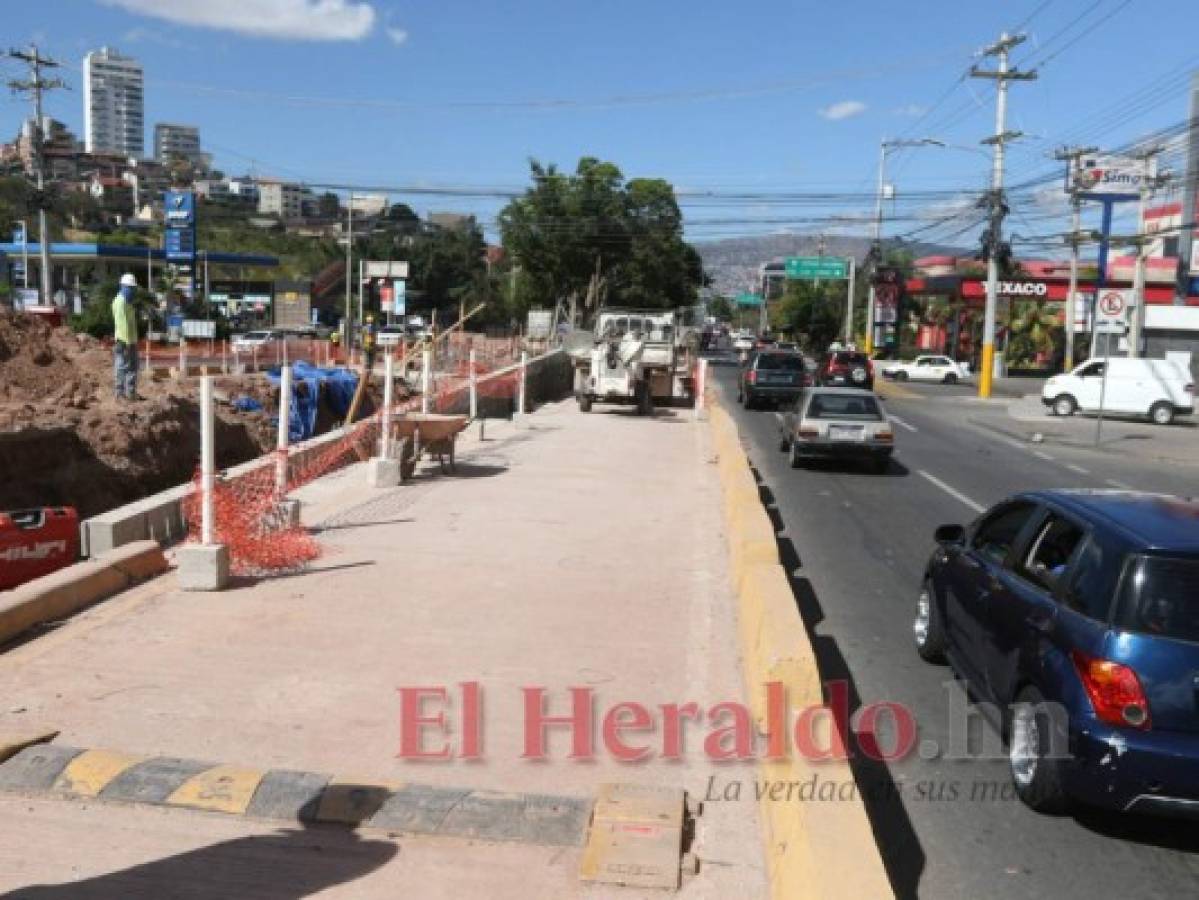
(1066, 464, 1089, 475)
(1106, 478, 1134, 490)
(1003, 438, 1025, 451)
(918, 470, 987, 514)
(1033, 450, 1054, 461)
(888, 415, 918, 433)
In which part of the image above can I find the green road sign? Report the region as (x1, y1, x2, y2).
(735, 292, 764, 307)
(785, 257, 849, 280)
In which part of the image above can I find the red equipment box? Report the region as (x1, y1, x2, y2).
(0, 507, 80, 591)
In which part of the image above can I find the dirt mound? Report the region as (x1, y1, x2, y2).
(0, 308, 109, 407)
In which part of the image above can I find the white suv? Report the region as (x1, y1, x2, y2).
(1042, 357, 1194, 425)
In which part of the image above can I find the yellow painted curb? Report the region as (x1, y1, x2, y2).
(166, 764, 266, 815)
(876, 379, 918, 401)
(53, 749, 144, 797)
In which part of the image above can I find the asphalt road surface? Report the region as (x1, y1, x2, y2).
(710, 356, 1199, 900)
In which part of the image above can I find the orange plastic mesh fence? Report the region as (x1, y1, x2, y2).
(182, 355, 522, 575)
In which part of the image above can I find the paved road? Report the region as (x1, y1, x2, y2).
(710, 357, 1199, 900)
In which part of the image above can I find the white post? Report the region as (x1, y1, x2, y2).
(469, 348, 479, 420)
(844, 257, 856, 344)
(421, 348, 432, 414)
(283, 336, 289, 367)
(178, 337, 186, 376)
(694, 358, 708, 420)
(382, 352, 394, 458)
(200, 375, 215, 546)
(221, 339, 228, 374)
(276, 364, 291, 496)
(518, 350, 528, 416)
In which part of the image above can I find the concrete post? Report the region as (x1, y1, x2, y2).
(518, 351, 528, 416)
(421, 348, 432, 414)
(177, 374, 231, 590)
(276, 364, 291, 496)
(694, 358, 708, 421)
(382, 352, 394, 459)
(469, 348, 478, 420)
(178, 338, 186, 378)
(201, 375, 215, 545)
(221, 339, 228, 375)
(367, 351, 402, 487)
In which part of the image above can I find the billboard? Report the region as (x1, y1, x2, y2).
(164, 190, 196, 228)
(1069, 155, 1156, 199)
(527, 309, 552, 339)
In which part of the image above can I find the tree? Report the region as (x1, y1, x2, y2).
(498, 158, 704, 322)
(708, 295, 734, 321)
(316, 192, 341, 220)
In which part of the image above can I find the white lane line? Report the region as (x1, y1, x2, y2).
(1107, 478, 1134, 490)
(1033, 450, 1055, 461)
(888, 414, 918, 433)
(918, 470, 987, 514)
(1066, 463, 1090, 475)
(1003, 438, 1025, 451)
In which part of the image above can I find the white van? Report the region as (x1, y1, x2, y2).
(1042, 357, 1194, 425)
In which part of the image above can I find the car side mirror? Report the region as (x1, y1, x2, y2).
(934, 524, 967, 546)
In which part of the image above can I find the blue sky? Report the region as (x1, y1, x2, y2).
(3, 1, 1196, 246)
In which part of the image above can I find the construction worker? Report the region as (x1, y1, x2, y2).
(112, 273, 142, 401)
(362, 314, 377, 372)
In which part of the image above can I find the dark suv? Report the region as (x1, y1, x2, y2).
(817, 351, 874, 390)
(737, 351, 810, 409)
(916, 490, 1199, 816)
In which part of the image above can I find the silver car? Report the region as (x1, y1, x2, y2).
(779, 387, 895, 473)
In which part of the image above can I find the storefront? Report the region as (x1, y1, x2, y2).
(905, 257, 1199, 375)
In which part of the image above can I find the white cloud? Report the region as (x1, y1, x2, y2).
(819, 100, 867, 121)
(101, 0, 377, 42)
(386, 26, 408, 46)
(893, 103, 927, 118)
(124, 26, 183, 48)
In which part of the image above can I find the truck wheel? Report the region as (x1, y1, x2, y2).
(578, 395, 592, 413)
(1052, 394, 1077, 417)
(638, 385, 653, 416)
(1150, 401, 1174, 426)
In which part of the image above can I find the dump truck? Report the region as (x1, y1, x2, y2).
(569, 309, 697, 415)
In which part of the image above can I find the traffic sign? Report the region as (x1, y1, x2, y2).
(735, 292, 763, 307)
(1095, 288, 1132, 333)
(785, 257, 849, 280)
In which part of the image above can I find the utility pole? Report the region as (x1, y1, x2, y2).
(1176, 72, 1199, 306)
(972, 32, 1036, 398)
(1127, 146, 1166, 358)
(1055, 146, 1098, 371)
(344, 193, 354, 344)
(7, 45, 66, 305)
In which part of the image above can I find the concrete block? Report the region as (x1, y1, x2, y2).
(84, 510, 149, 557)
(176, 544, 230, 592)
(276, 499, 302, 528)
(366, 457, 401, 488)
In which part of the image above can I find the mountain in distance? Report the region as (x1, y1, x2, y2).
(693, 232, 963, 296)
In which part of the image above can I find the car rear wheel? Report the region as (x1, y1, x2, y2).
(1009, 686, 1070, 814)
(789, 441, 803, 469)
(1051, 394, 1077, 417)
(895, 370, 909, 382)
(578, 395, 592, 413)
(943, 373, 958, 385)
(914, 580, 946, 663)
(1150, 401, 1175, 426)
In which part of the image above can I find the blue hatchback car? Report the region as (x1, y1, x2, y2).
(916, 490, 1199, 816)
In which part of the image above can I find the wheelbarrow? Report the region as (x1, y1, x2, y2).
(388, 413, 469, 479)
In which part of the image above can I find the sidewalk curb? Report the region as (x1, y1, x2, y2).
(708, 402, 895, 900)
(0, 540, 168, 647)
(0, 742, 592, 847)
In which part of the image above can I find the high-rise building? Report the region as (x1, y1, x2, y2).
(83, 47, 144, 157)
(154, 123, 201, 164)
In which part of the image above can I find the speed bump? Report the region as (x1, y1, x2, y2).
(166, 764, 265, 815)
(52, 749, 143, 798)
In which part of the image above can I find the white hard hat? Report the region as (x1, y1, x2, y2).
(119, 273, 138, 287)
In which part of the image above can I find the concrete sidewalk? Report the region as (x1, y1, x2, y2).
(0, 401, 765, 897)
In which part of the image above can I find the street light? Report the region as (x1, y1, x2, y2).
(865, 138, 945, 354)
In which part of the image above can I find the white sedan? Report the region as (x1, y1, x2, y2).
(882, 355, 968, 385)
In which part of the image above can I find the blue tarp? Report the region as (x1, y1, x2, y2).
(266, 362, 359, 442)
(232, 396, 263, 413)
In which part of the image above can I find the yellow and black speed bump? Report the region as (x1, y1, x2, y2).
(0, 743, 591, 848)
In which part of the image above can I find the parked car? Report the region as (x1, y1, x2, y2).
(882, 354, 968, 385)
(732, 331, 756, 352)
(1042, 357, 1194, 425)
(778, 387, 893, 472)
(915, 489, 1199, 816)
(817, 350, 875, 390)
(774, 341, 799, 352)
(737, 350, 810, 409)
(231, 329, 283, 351)
(377, 325, 407, 347)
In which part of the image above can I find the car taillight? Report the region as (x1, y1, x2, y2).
(1186, 383, 1194, 395)
(748, 371, 758, 384)
(875, 430, 894, 443)
(1071, 651, 1151, 730)
(797, 427, 819, 439)
(802, 373, 814, 387)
